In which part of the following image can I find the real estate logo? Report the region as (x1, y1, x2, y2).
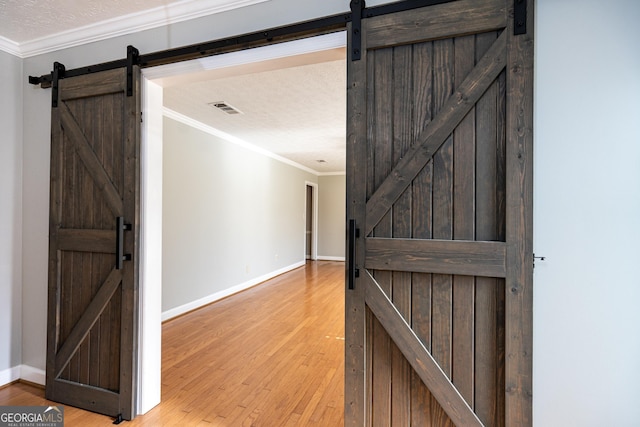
(0, 406, 64, 427)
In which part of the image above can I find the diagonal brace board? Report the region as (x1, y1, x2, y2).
(365, 30, 507, 236)
(364, 271, 485, 427)
(54, 268, 123, 378)
(59, 102, 124, 217)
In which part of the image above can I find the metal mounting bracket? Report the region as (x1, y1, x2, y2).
(51, 62, 65, 108)
(350, 0, 365, 61)
(126, 45, 140, 97)
(514, 0, 527, 35)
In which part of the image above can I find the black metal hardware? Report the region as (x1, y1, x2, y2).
(350, 0, 365, 61)
(514, 0, 527, 35)
(27, 0, 459, 85)
(116, 217, 132, 270)
(348, 219, 360, 289)
(51, 62, 65, 108)
(533, 253, 546, 268)
(113, 413, 124, 424)
(126, 45, 139, 97)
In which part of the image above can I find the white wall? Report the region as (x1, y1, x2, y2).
(533, 1, 640, 425)
(0, 50, 23, 383)
(318, 175, 346, 260)
(161, 116, 317, 315)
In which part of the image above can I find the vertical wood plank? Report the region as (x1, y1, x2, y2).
(431, 36, 454, 427)
(391, 44, 413, 426)
(78, 254, 91, 385)
(452, 34, 476, 408)
(46, 101, 63, 400)
(345, 20, 368, 427)
(69, 139, 83, 383)
(505, 0, 535, 424)
(79, 113, 95, 385)
(89, 96, 108, 386)
(120, 66, 140, 418)
(99, 281, 113, 389)
(474, 30, 505, 427)
(495, 65, 508, 427)
(410, 39, 434, 364)
(370, 46, 393, 427)
(89, 95, 103, 389)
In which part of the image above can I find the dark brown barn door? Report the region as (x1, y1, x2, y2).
(345, 0, 533, 425)
(46, 66, 140, 420)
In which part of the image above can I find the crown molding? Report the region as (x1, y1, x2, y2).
(4, 0, 270, 59)
(0, 35, 21, 57)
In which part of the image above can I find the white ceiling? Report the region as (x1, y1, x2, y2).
(0, 0, 174, 43)
(0, 0, 347, 174)
(159, 39, 346, 174)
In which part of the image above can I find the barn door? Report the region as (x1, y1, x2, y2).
(46, 65, 140, 420)
(345, 0, 533, 425)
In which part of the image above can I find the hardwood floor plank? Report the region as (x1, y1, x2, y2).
(0, 261, 345, 426)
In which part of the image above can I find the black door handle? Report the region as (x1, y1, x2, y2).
(348, 219, 360, 290)
(116, 216, 132, 270)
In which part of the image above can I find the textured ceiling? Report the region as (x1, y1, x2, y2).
(0, 0, 174, 42)
(163, 54, 346, 174)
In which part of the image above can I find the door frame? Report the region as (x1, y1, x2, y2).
(137, 31, 347, 414)
(305, 181, 319, 261)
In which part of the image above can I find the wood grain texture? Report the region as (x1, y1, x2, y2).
(57, 229, 115, 253)
(505, 0, 535, 424)
(3, 262, 346, 426)
(54, 269, 122, 378)
(59, 68, 125, 101)
(119, 64, 141, 419)
(345, 20, 367, 427)
(349, 0, 531, 424)
(366, 0, 507, 49)
(390, 43, 413, 426)
(475, 30, 506, 427)
(364, 272, 483, 427)
(366, 238, 507, 277)
(47, 66, 139, 419)
(365, 31, 507, 236)
(430, 36, 455, 425)
(369, 46, 394, 427)
(59, 101, 124, 217)
(452, 34, 476, 408)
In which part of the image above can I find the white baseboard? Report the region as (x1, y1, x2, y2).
(161, 261, 306, 322)
(0, 366, 20, 387)
(20, 365, 46, 385)
(317, 256, 345, 262)
(0, 365, 45, 387)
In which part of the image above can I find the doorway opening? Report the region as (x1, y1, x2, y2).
(138, 32, 347, 414)
(305, 182, 318, 261)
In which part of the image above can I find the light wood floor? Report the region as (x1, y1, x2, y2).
(0, 261, 345, 426)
